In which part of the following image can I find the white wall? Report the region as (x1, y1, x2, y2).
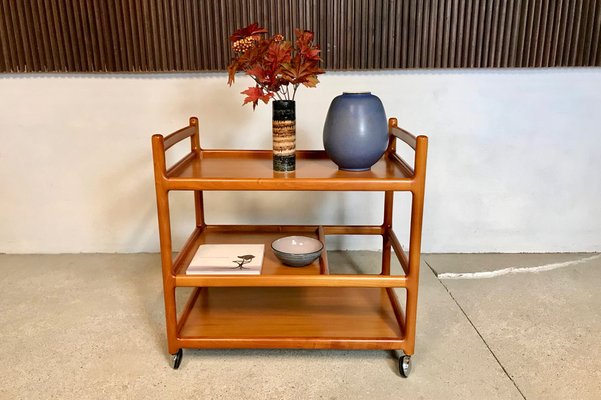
(1, 69, 600, 253)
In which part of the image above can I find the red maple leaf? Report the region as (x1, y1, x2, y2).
(266, 41, 292, 67)
(227, 60, 238, 86)
(294, 29, 321, 61)
(230, 23, 268, 42)
(241, 86, 273, 109)
(280, 62, 325, 87)
(246, 65, 276, 87)
(295, 29, 314, 46)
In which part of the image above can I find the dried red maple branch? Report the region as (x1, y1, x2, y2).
(227, 23, 325, 109)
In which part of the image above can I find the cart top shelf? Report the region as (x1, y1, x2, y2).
(152, 117, 427, 192)
(168, 150, 415, 191)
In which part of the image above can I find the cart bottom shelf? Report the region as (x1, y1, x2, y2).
(177, 287, 405, 350)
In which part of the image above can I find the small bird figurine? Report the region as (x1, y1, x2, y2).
(232, 254, 255, 269)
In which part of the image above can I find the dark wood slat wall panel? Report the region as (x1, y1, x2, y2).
(1, 0, 600, 72)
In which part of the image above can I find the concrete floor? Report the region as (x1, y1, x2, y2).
(0, 252, 599, 399)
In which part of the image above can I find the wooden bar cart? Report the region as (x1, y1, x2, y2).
(151, 117, 428, 377)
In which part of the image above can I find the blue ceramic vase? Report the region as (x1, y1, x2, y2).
(323, 92, 388, 171)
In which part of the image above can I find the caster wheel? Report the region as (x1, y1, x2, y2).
(399, 355, 411, 378)
(170, 349, 183, 369)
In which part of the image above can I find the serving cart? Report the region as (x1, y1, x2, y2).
(151, 116, 428, 377)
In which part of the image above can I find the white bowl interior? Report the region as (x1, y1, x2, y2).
(272, 236, 323, 255)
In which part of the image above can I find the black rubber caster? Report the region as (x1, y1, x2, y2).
(399, 355, 412, 378)
(170, 349, 183, 369)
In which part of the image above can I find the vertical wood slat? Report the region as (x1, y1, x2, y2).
(15, 1, 33, 71)
(501, 0, 513, 67)
(0, 1, 8, 71)
(1, 0, 600, 72)
(592, 0, 601, 65)
(7, 0, 24, 69)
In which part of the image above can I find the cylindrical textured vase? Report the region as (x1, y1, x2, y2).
(272, 100, 296, 172)
(323, 92, 388, 171)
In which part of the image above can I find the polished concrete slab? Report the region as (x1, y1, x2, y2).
(424, 253, 601, 400)
(0, 252, 597, 399)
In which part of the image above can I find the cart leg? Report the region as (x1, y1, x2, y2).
(401, 187, 425, 375)
(154, 187, 180, 358)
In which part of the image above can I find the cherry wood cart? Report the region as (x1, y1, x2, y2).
(151, 117, 428, 377)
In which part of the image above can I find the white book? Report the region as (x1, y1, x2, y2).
(186, 244, 265, 275)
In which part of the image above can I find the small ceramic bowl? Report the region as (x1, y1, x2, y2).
(271, 236, 324, 267)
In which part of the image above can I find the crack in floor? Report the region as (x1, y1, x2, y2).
(435, 254, 601, 280)
(425, 260, 528, 400)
